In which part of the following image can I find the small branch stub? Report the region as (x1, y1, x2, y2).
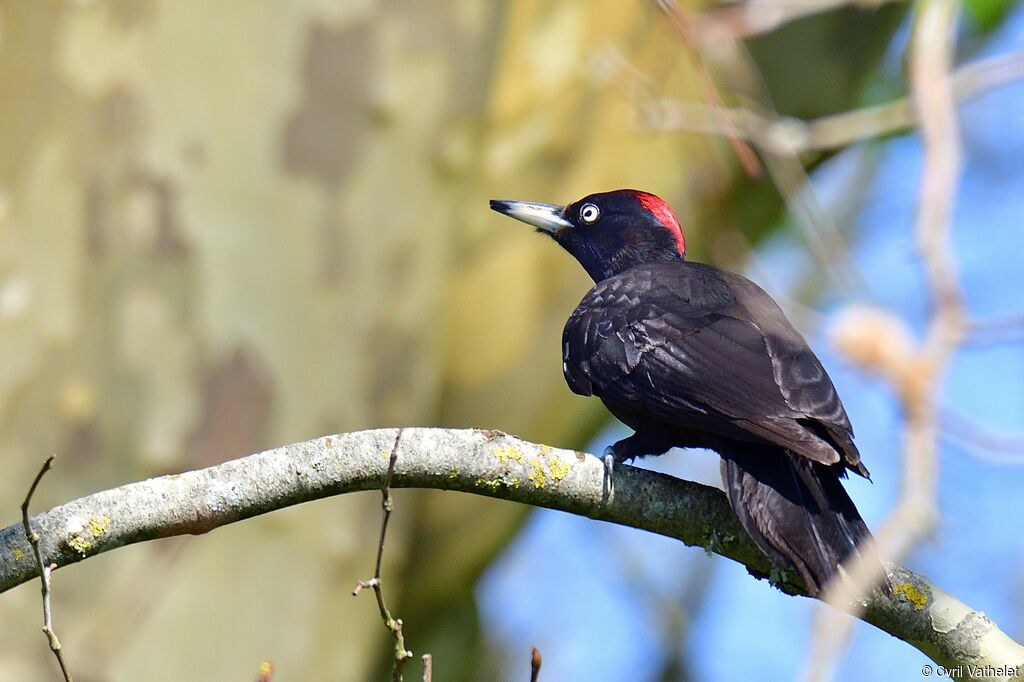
(20, 454, 74, 682)
(255, 660, 274, 682)
(351, 430, 414, 681)
(531, 646, 542, 682)
(422, 653, 432, 682)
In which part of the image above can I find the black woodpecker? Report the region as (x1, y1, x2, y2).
(491, 189, 885, 595)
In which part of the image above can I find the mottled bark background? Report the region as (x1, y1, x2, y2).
(1, 0, 993, 679)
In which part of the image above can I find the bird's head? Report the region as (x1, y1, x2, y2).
(490, 189, 686, 282)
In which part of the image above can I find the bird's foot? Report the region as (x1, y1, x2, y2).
(600, 446, 625, 478)
(601, 444, 638, 478)
(598, 440, 634, 499)
(601, 446, 616, 500)
(603, 432, 667, 472)
(601, 432, 669, 500)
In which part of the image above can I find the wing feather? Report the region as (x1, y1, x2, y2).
(563, 263, 865, 474)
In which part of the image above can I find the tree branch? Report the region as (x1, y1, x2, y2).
(1, 428, 1021, 679)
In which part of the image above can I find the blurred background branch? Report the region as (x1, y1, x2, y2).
(808, 1, 965, 678)
(693, 0, 909, 42)
(637, 50, 1024, 153)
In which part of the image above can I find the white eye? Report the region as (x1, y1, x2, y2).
(579, 203, 600, 224)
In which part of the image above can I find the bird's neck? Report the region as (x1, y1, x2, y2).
(582, 249, 686, 283)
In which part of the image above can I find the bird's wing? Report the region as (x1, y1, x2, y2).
(563, 264, 865, 473)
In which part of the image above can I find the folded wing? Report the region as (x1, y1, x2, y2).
(562, 262, 867, 477)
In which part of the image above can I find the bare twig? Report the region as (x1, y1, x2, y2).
(964, 312, 1024, 347)
(422, 654, 432, 682)
(656, 0, 763, 177)
(940, 407, 1024, 465)
(530, 646, 542, 682)
(353, 429, 414, 681)
(653, 0, 867, 296)
(805, 2, 966, 680)
(760, 151, 865, 296)
(20, 454, 73, 682)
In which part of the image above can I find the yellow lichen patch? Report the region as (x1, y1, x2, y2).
(12, 548, 23, 561)
(548, 456, 570, 482)
(66, 515, 112, 557)
(67, 533, 91, 556)
(475, 478, 505, 492)
(88, 515, 112, 537)
(893, 581, 929, 611)
(527, 459, 547, 488)
(493, 445, 523, 464)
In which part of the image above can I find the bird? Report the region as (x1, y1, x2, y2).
(490, 188, 884, 596)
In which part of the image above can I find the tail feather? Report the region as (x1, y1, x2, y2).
(719, 445, 884, 596)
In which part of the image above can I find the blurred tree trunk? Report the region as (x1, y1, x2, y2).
(0, 1, 904, 679)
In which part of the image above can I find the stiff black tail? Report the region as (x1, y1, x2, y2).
(720, 446, 883, 596)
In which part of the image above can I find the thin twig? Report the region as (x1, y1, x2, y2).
(21, 454, 74, 682)
(964, 312, 1024, 347)
(593, 31, 867, 296)
(352, 429, 414, 681)
(422, 654, 432, 682)
(653, 0, 867, 297)
(530, 646, 542, 682)
(940, 407, 1024, 465)
(656, 0, 763, 177)
(760, 151, 866, 296)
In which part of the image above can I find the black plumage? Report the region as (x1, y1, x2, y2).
(490, 189, 884, 595)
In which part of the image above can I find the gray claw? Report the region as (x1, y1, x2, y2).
(602, 446, 616, 477)
(602, 447, 616, 500)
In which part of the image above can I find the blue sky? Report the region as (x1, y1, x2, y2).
(478, 9, 1024, 681)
